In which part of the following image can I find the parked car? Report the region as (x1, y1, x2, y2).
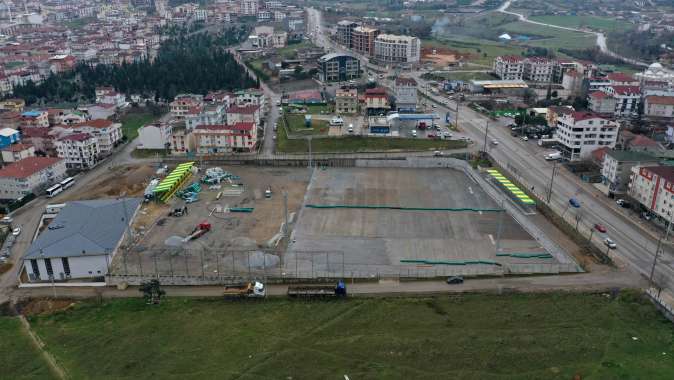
(11, 227, 21, 236)
(427, 133, 438, 139)
(411, 130, 417, 138)
(433, 151, 443, 157)
(616, 199, 630, 208)
(569, 198, 581, 208)
(594, 224, 607, 233)
(522, 136, 529, 141)
(446, 276, 464, 285)
(604, 238, 617, 249)
(491, 140, 499, 146)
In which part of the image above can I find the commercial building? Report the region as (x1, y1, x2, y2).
(22, 198, 142, 282)
(644, 95, 674, 119)
(318, 53, 361, 82)
(336, 20, 358, 48)
(629, 166, 674, 222)
(373, 34, 421, 64)
(394, 77, 418, 112)
(352, 26, 379, 56)
(553, 110, 619, 161)
(55, 133, 99, 169)
(138, 122, 173, 150)
(335, 88, 358, 114)
(0, 157, 66, 200)
(601, 150, 659, 195)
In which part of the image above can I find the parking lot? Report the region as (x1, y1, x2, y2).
(287, 167, 563, 278)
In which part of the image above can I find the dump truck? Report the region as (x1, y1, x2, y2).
(287, 280, 347, 298)
(183, 222, 211, 242)
(223, 281, 266, 298)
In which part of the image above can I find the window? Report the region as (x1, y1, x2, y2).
(61, 257, 71, 277)
(45, 258, 53, 278)
(30, 259, 40, 278)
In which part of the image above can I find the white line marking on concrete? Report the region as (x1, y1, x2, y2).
(468, 186, 474, 195)
(489, 234, 495, 245)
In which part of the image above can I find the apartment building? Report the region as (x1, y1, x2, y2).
(169, 94, 204, 119)
(394, 77, 418, 112)
(56, 133, 99, 169)
(185, 104, 226, 131)
(336, 20, 358, 48)
(588, 91, 617, 114)
(20, 110, 49, 128)
(335, 88, 358, 114)
(524, 57, 556, 83)
(318, 53, 361, 82)
(604, 85, 641, 117)
(193, 122, 258, 154)
(554, 110, 619, 161)
(240, 0, 259, 15)
(1, 143, 35, 163)
(0, 157, 66, 200)
(601, 150, 658, 194)
(629, 166, 674, 221)
(493, 56, 525, 80)
(373, 34, 421, 64)
(226, 105, 261, 126)
(352, 26, 379, 56)
(138, 122, 173, 150)
(67, 119, 122, 155)
(364, 87, 389, 116)
(644, 95, 674, 118)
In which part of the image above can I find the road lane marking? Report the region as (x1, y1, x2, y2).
(489, 234, 495, 245)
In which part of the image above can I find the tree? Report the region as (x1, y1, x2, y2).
(139, 279, 166, 304)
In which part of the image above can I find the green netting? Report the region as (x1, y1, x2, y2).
(306, 204, 504, 212)
(230, 207, 254, 212)
(496, 252, 552, 259)
(400, 259, 503, 266)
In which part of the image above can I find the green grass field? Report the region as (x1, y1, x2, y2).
(120, 112, 158, 140)
(423, 38, 528, 66)
(275, 122, 467, 153)
(499, 22, 597, 50)
(529, 15, 635, 32)
(283, 114, 329, 136)
(0, 317, 55, 379)
(21, 292, 674, 379)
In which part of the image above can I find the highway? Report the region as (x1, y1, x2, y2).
(305, 7, 674, 293)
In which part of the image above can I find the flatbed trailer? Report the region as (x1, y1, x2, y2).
(287, 281, 347, 298)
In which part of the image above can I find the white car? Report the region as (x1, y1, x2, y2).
(12, 227, 21, 236)
(272, 135, 277, 140)
(604, 238, 617, 249)
(491, 140, 499, 146)
(522, 136, 529, 141)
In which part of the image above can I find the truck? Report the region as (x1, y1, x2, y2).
(287, 280, 347, 298)
(223, 281, 266, 298)
(544, 152, 561, 161)
(538, 138, 557, 148)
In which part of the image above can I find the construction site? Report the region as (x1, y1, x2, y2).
(80, 157, 583, 285)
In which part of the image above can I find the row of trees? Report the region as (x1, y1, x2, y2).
(12, 26, 256, 105)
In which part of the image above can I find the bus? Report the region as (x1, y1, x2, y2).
(46, 184, 63, 198)
(60, 177, 75, 190)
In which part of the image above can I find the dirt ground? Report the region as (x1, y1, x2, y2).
(18, 298, 76, 316)
(62, 165, 157, 201)
(109, 165, 311, 277)
(421, 46, 468, 67)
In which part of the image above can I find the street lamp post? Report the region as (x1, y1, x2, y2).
(649, 212, 674, 288)
(546, 160, 558, 204)
(483, 120, 490, 154)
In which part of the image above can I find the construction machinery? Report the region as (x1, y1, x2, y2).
(183, 222, 211, 242)
(168, 206, 188, 217)
(223, 281, 266, 298)
(287, 280, 347, 298)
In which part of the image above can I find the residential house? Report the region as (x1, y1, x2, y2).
(601, 150, 659, 194)
(1, 143, 35, 163)
(20, 110, 49, 128)
(364, 88, 389, 116)
(226, 105, 261, 126)
(22, 198, 142, 282)
(644, 95, 674, 118)
(138, 123, 173, 150)
(21, 127, 57, 156)
(56, 133, 99, 169)
(619, 130, 665, 156)
(0, 128, 20, 149)
(95, 87, 127, 108)
(554, 111, 619, 161)
(394, 77, 418, 112)
(0, 157, 66, 200)
(335, 88, 358, 115)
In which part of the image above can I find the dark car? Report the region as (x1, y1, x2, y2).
(446, 276, 464, 285)
(594, 224, 607, 233)
(569, 198, 581, 208)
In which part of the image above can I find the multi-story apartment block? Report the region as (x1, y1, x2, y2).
(138, 122, 173, 150)
(604, 85, 641, 117)
(0, 157, 66, 200)
(601, 150, 659, 195)
(493, 56, 525, 80)
(318, 53, 361, 82)
(1, 143, 35, 164)
(56, 133, 99, 169)
(629, 166, 674, 222)
(373, 34, 421, 65)
(67, 119, 123, 155)
(193, 122, 258, 154)
(364, 87, 389, 116)
(588, 91, 617, 115)
(352, 26, 379, 56)
(185, 104, 226, 131)
(226, 105, 261, 126)
(335, 88, 358, 115)
(524, 57, 556, 83)
(169, 94, 204, 119)
(336, 20, 358, 48)
(20, 110, 49, 128)
(240, 0, 259, 15)
(554, 110, 619, 161)
(394, 77, 418, 112)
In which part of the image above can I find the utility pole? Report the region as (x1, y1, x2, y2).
(649, 213, 673, 288)
(308, 136, 312, 168)
(283, 191, 289, 238)
(483, 120, 490, 154)
(546, 160, 558, 204)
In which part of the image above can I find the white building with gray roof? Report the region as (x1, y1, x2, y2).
(22, 198, 141, 282)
